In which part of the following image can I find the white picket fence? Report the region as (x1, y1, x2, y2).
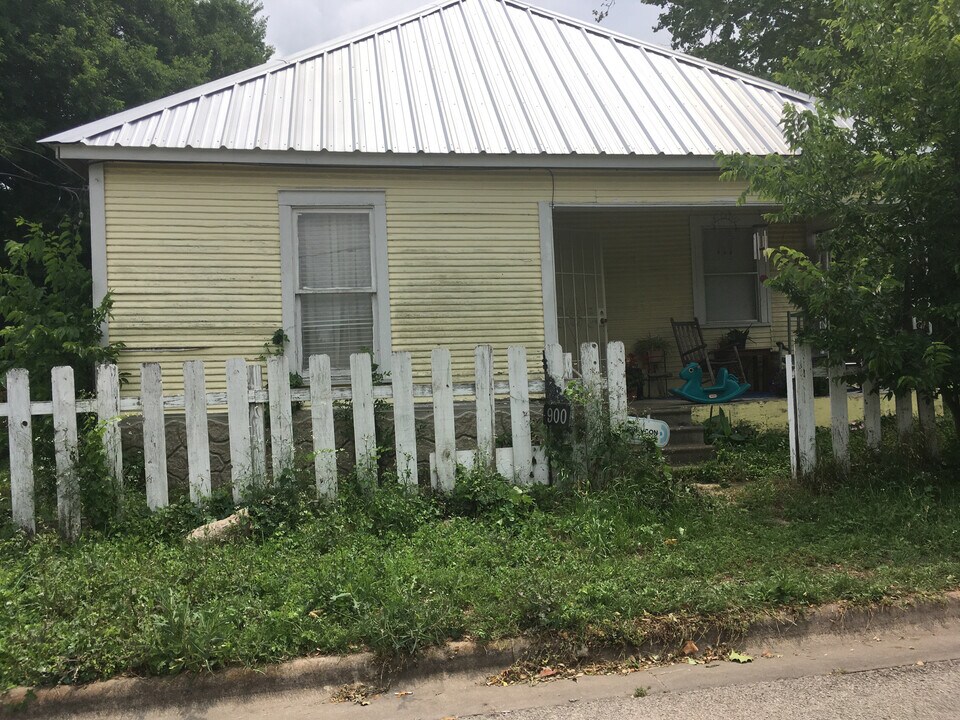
(1, 342, 629, 538)
(785, 345, 940, 476)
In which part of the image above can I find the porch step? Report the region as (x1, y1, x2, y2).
(663, 445, 716, 465)
(629, 399, 715, 465)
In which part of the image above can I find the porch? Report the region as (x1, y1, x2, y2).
(543, 206, 811, 400)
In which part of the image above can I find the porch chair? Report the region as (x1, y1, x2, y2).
(670, 318, 746, 386)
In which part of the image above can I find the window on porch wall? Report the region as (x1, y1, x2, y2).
(692, 219, 769, 325)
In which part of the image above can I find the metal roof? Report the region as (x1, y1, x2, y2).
(42, 0, 815, 157)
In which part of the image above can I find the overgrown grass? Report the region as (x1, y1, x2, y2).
(1, 422, 960, 690)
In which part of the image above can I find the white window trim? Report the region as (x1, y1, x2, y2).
(690, 215, 771, 328)
(279, 190, 392, 378)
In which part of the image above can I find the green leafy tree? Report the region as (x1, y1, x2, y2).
(595, 0, 834, 81)
(0, 219, 123, 398)
(721, 0, 960, 433)
(0, 0, 273, 237)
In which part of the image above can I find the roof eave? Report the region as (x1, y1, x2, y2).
(50, 144, 764, 170)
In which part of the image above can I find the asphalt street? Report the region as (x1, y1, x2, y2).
(472, 659, 960, 720)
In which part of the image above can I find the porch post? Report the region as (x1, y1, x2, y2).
(539, 201, 559, 347)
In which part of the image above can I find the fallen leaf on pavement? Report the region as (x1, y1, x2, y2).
(396, 691, 413, 697)
(682, 640, 699, 656)
(538, 667, 558, 678)
(729, 651, 753, 663)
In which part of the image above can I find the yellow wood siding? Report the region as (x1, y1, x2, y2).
(103, 163, 790, 393)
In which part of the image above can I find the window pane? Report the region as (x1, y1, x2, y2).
(705, 275, 758, 322)
(702, 228, 755, 274)
(298, 212, 371, 289)
(300, 294, 374, 373)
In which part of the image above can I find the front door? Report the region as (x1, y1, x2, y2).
(554, 233, 608, 367)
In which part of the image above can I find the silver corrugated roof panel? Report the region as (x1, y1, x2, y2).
(41, 0, 817, 157)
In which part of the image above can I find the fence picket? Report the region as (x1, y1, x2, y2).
(606, 341, 628, 429)
(563, 353, 574, 381)
(140, 363, 168, 510)
(96, 363, 123, 485)
(896, 390, 914, 438)
(508, 345, 533, 485)
(51, 366, 80, 540)
(917, 392, 939, 460)
(828, 365, 849, 472)
(350, 353, 377, 484)
(248, 365, 267, 484)
(226, 358, 252, 502)
(793, 343, 816, 475)
(7, 370, 35, 535)
(432, 348, 456, 492)
(862, 380, 882, 450)
(267, 355, 294, 478)
(309, 354, 338, 498)
(391, 352, 418, 488)
(183, 360, 211, 504)
(474, 345, 496, 471)
(544, 343, 565, 396)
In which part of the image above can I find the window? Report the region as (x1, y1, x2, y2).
(691, 217, 769, 325)
(280, 192, 391, 379)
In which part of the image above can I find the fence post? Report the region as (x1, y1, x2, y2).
(508, 345, 533, 486)
(474, 345, 496, 471)
(828, 364, 849, 472)
(183, 360, 211, 504)
(96, 363, 123, 486)
(6, 369, 35, 534)
(226, 358, 252, 502)
(350, 353, 377, 485)
(862, 380, 882, 450)
(432, 348, 456, 492)
(308, 354, 338, 499)
(392, 351, 418, 489)
(606, 341, 628, 430)
(896, 390, 914, 439)
(785, 355, 798, 479)
(267, 355, 294, 478)
(248, 364, 267, 484)
(793, 343, 816, 475)
(917, 391, 940, 460)
(140, 362, 168, 510)
(52, 366, 80, 540)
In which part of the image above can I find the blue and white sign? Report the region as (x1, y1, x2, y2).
(624, 416, 670, 448)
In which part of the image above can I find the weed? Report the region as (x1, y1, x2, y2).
(634, 686, 649, 698)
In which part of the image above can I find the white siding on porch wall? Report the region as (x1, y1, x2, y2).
(103, 163, 768, 394)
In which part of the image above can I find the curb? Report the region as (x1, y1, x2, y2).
(5, 591, 959, 717)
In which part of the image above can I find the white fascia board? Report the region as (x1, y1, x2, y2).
(52, 144, 731, 170)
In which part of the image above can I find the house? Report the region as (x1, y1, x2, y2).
(42, 0, 814, 393)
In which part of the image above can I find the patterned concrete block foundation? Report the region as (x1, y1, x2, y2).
(120, 400, 531, 499)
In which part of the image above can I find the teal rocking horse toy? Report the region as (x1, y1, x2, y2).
(669, 362, 750, 404)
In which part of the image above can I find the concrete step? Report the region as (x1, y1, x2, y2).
(663, 444, 716, 465)
(667, 425, 708, 448)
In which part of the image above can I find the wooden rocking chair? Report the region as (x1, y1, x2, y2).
(670, 317, 747, 386)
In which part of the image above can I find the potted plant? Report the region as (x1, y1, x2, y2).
(633, 335, 668, 367)
(718, 326, 751, 351)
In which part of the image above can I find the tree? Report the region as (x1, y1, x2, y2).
(720, 0, 960, 434)
(0, 219, 122, 398)
(595, 0, 834, 81)
(0, 0, 273, 239)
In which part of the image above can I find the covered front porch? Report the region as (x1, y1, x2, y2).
(542, 205, 812, 400)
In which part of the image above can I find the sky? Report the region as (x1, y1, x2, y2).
(258, 0, 671, 58)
